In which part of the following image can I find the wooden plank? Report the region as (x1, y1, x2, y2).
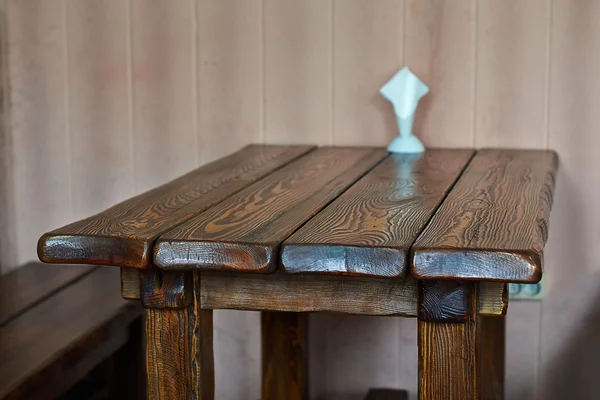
(281, 150, 473, 278)
(405, 0, 476, 147)
(264, 0, 331, 145)
(333, 0, 403, 145)
(200, 272, 418, 317)
(418, 281, 479, 399)
(155, 147, 387, 273)
(6, 0, 71, 266)
(131, 0, 198, 192)
(412, 149, 559, 282)
(0, 268, 141, 400)
(262, 312, 308, 400)
(200, 272, 504, 317)
(0, 262, 95, 328)
(66, 0, 133, 218)
(539, 1, 600, 398)
(145, 272, 213, 400)
(475, 0, 549, 148)
(198, 0, 262, 164)
(38, 145, 313, 269)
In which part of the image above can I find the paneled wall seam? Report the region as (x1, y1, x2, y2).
(543, 0, 553, 150)
(259, 0, 266, 144)
(329, 0, 334, 145)
(61, 0, 73, 215)
(126, 0, 136, 193)
(537, 4, 553, 398)
(472, 0, 478, 147)
(191, 0, 199, 165)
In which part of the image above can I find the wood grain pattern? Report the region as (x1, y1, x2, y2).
(200, 272, 418, 316)
(140, 270, 192, 309)
(37, 145, 313, 269)
(418, 282, 478, 399)
(121, 267, 141, 300)
(419, 280, 472, 323)
(262, 312, 308, 400)
(479, 316, 505, 400)
(197, 0, 262, 163)
(281, 150, 473, 277)
(131, 0, 198, 192)
(412, 149, 559, 282)
(0, 268, 141, 400)
(155, 147, 387, 272)
(405, 0, 476, 147)
(333, 0, 402, 145)
(264, 0, 331, 145)
(146, 273, 213, 400)
(0, 262, 95, 328)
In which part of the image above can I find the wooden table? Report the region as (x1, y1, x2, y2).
(37, 145, 558, 400)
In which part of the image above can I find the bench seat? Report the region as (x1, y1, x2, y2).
(0, 263, 142, 400)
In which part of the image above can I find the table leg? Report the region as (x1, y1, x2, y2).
(479, 315, 506, 400)
(261, 311, 308, 400)
(143, 270, 214, 400)
(418, 280, 506, 400)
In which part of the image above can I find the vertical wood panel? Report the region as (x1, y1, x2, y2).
(333, 0, 402, 146)
(405, 0, 475, 147)
(6, 0, 69, 265)
(264, 0, 331, 145)
(475, 2, 550, 397)
(475, 0, 549, 148)
(198, 0, 262, 164)
(131, 0, 197, 193)
(197, 4, 263, 395)
(67, 0, 133, 217)
(540, 1, 600, 398)
(0, 0, 14, 270)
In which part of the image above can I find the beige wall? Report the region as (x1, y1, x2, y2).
(1, 0, 599, 399)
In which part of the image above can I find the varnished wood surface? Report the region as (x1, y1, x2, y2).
(0, 267, 141, 400)
(37, 145, 314, 269)
(199, 272, 505, 317)
(412, 149, 558, 283)
(281, 150, 473, 277)
(262, 312, 308, 400)
(155, 147, 387, 272)
(145, 273, 213, 400)
(140, 270, 192, 309)
(418, 282, 479, 399)
(200, 272, 419, 316)
(0, 262, 95, 328)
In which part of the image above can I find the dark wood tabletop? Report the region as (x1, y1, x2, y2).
(38, 144, 558, 283)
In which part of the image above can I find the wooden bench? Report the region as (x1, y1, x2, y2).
(0, 262, 143, 400)
(37, 145, 559, 399)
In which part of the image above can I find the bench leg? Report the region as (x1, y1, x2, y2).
(261, 311, 308, 400)
(418, 281, 505, 400)
(143, 271, 214, 399)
